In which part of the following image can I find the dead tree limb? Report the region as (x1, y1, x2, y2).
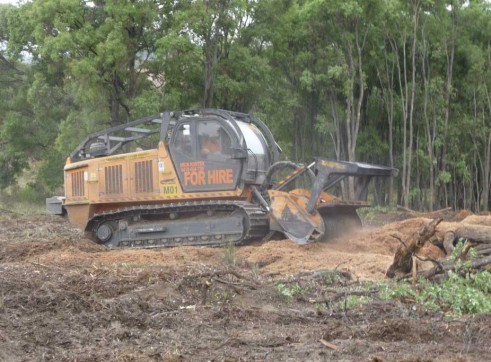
(413, 255, 491, 280)
(386, 218, 443, 278)
(476, 246, 491, 256)
(396, 206, 453, 218)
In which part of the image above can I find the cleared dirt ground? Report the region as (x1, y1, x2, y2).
(0, 212, 490, 361)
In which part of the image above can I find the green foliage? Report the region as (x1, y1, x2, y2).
(380, 272, 491, 316)
(0, 151, 28, 189)
(357, 205, 398, 221)
(16, 184, 45, 204)
(450, 238, 468, 261)
(438, 171, 452, 185)
(356, 125, 389, 160)
(421, 272, 491, 315)
(334, 294, 372, 310)
(215, 45, 273, 111)
(381, 281, 416, 300)
(0, 183, 48, 216)
(212, 290, 234, 305)
(381, 239, 491, 316)
(275, 282, 307, 300)
(36, 148, 65, 192)
(155, 32, 202, 109)
(319, 270, 346, 285)
(130, 90, 163, 118)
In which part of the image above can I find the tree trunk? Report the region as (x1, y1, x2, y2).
(378, 38, 398, 206)
(397, 32, 409, 208)
(203, 1, 228, 108)
(483, 85, 491, 211)
(344, 26, 367, 199)
(110, 73, 121, 125)
(404, 0, 420, 209)
(438, 3, 457, 209)
(203, 29, 219, 108)
(330, 92, 342, 161)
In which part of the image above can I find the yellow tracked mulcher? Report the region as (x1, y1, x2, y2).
(47, 109, 396, 247)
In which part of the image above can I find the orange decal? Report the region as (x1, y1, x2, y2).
(184, 171, 206, 186)
(180, 161, 205, 173)
(208, 169, 233, 184)
(184, 168, 234, 186)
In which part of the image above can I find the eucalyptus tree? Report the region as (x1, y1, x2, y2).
(158, 0, 270, 111)
(0, 4, 30, 187)
(454, 0, 491, 211)
(2, 0, 176, 190)
(293, 0, 387, 197)
(7, 0, 175, 127)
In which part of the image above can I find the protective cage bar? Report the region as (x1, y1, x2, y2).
(70, 113, 166, 161)
(69, 109, 280, 163)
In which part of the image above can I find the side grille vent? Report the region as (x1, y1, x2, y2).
(135, 160, 153, 193)
(105, 165, 123, 194)
(71, 171, 85, 197)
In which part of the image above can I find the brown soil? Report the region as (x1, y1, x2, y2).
(0, 212, 489, 361)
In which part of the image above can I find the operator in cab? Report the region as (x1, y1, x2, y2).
(200, 133, 221, 156)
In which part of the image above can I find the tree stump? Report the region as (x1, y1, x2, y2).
(386, 218, 442, 278)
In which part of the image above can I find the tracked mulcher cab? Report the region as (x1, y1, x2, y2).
(47, 109, 396, 248)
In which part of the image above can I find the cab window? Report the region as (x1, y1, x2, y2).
(198, 121, 231, 158)
(174, 123, 193, 157)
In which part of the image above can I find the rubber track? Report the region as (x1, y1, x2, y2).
(87, 200, 270, 248)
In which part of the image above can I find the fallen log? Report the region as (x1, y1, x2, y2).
(396, 205, 417, 213)
(442, 224, 491, 254)
(476, 245, 491, 256)
(396, 206, 452, 218)
(453, 224, 491, 244)
(468, 254, 491, 269)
